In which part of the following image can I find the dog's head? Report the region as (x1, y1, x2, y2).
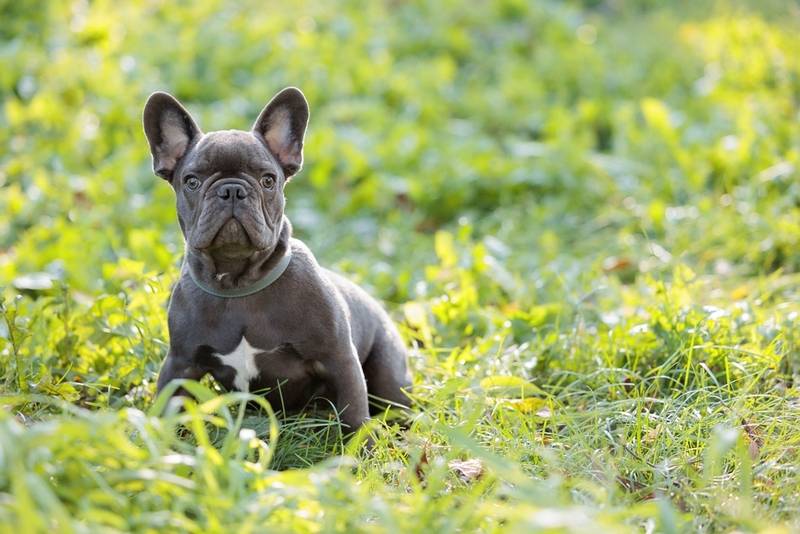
(143, 88, 308, 271)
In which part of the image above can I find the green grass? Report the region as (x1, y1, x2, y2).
(2, 0, 800, 531)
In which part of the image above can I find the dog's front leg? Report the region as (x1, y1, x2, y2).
(156, 351, 206, 397)
(324, 343, 370, 432)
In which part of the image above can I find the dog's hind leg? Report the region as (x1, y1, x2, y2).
(362, 324, 412, 414)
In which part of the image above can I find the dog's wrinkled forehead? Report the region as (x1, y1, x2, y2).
(187, 130, 278, 174)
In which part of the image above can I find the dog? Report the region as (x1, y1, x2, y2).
(142, 87, 411, 432)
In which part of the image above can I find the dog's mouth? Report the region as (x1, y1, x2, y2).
(208, 218, 254, 260)
(190, 195, 274, 258)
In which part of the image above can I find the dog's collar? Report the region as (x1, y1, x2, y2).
(187, 245, 293, 298)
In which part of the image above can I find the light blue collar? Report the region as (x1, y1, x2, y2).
(187, 245, 292, 298)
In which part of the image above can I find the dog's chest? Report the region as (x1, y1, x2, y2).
(213, 337, 263, 391)
(209, 335, 319, 395)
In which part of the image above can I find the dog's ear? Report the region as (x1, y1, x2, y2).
(252, 87, 309, 178)
(143, 92, 201, 180)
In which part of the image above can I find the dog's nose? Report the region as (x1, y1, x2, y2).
(216, 181, 248, 201)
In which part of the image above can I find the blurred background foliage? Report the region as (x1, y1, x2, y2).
(2, 0, 799, 295)
(2, 0, 800, 531)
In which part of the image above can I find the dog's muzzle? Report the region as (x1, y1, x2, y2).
(190, 176, 272, 253)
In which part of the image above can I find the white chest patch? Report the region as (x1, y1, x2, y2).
(214, 337, 265, 392)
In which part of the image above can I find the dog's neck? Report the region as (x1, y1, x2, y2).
(185, 216, 293, 292)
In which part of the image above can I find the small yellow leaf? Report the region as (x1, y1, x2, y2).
(504, 397, 549, 415)
(480, 376, 544, 398)
(731, 285, 749, 300)
(434, 231, 458, 268)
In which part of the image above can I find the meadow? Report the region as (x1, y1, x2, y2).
(2, 0, 800, 532)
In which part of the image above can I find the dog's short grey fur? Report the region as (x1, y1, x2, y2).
(143, 87, 411, 431)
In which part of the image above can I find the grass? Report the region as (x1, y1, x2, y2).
(2, 0, 800, 531)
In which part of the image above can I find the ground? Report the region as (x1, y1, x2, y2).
(1, 1, 800, 532)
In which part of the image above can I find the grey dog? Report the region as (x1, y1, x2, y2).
(143, 87, 411, 432)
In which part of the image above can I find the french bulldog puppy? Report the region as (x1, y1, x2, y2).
(143, 87, 411, 432)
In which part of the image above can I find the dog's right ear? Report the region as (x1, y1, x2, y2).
(143, 92, 201, 180)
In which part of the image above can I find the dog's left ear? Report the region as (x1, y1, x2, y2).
(252, 87, 309, 178)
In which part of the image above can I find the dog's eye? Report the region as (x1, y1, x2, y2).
(260, 173, 276, 190)
(184, 175, 201, 191)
